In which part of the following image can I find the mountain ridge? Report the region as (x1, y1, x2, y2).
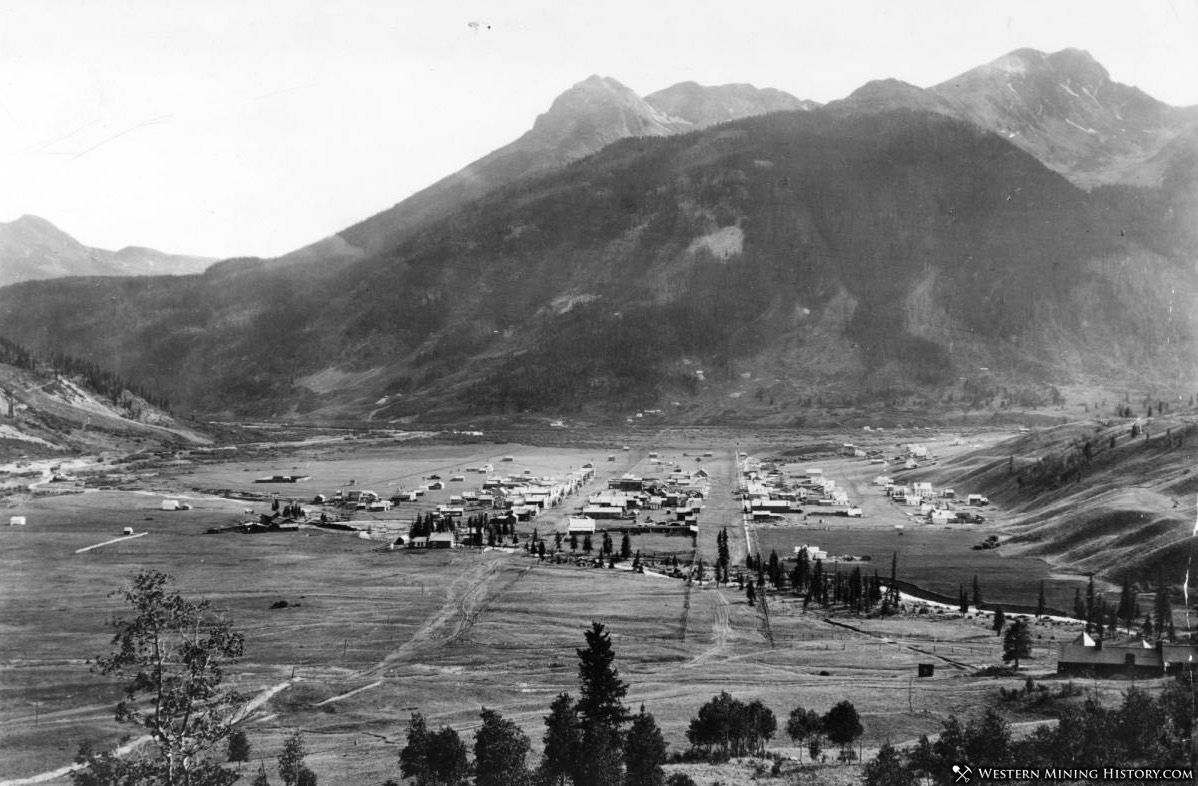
(0, 48, 1194, 422)
(280, 76, 815, 265)
(0, 215, 215, 287)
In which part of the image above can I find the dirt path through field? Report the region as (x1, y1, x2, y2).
(366, 554, 530, 678)
(683, 588, 732, 667)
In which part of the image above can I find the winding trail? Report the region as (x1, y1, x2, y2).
(0, 677, 300, 786)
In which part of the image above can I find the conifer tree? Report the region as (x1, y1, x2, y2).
(538, 694, 579, 786)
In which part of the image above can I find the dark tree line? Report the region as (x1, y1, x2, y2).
(866, 682, 1198, 785)
(401, 622, 668, 786)
(0, 333, 172, 411)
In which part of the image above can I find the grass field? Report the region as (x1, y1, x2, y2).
(0, 434, 1103, 785)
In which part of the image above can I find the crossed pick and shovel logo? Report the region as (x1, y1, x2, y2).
(952, 764, 973, 782)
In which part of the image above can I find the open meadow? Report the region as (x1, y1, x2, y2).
(0, 431, 1104, 784)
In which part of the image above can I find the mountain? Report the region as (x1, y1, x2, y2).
(0, 336, 208, 457)
(930, 48, 1197, 188)
(824, 49, 1198, 189)
(644, 81, 818, 126)
(1, 103, 1194, 422)
(825, 78, 956, 116)
(0, 215, 215, 287)
(282, 77, 811, 264)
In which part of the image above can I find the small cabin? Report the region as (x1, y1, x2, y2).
(8, 516, 26, 526)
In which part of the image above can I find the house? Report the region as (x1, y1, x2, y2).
(967, 494, 989, 506)
(8, 516, 26, 526)
(161, 499, 183, 511)
(568, 517, 597, 534)
(795, 545, 828, 560)
(429, 531, 458, 549)
(1057, 634, 1174, 676)
(929, 509, 955, 524)
(608, 475, 646, 492)
(582, 506, 628, 520)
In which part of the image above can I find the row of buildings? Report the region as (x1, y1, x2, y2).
(742, 463, 860, 520)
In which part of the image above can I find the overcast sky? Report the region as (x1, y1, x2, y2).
(1, 0, 1195, 260)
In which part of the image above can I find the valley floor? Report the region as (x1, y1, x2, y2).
(0, 428, 1174, 784)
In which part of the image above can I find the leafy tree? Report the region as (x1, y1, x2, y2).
(226, 729, 251, 764)
(277, 732, 307, 786)
(426, 726, 469, 786)
(785, 706, 822, 761)
(623, 706, 667, 786)
(964, 709, 1010, 767)
(992, 606, 1006, 636)
(744, 700, 776, 756)
(474, 707, 530, 786)
(1002, 619, 1031, 669)
(74, 570, 245, 786)
(538, 694, 579, 786)
(863, 742, 915, 786)
(822, 701, 863, 754)
(401, 712, 430, 783)
(686, 692, 775, 760)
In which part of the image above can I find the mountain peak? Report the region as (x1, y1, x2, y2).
(825, 78, 953, 116)
(1044, 47, 1108, 84)
(7, 214, 67, 234)
(526, 75, 685, 155)
(644, 81, 815, 127)
(932, 47, 1181, 188)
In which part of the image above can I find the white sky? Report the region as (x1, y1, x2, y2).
(1, 0, 1195, 260)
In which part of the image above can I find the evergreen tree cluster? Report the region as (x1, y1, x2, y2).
(747, 546, 887, 614)
(400, 622, 669, 786)
(0, 334, 172, 411)
(868, 682, 1198, 785)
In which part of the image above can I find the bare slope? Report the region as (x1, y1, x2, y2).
(914, 413, 1198, 579)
